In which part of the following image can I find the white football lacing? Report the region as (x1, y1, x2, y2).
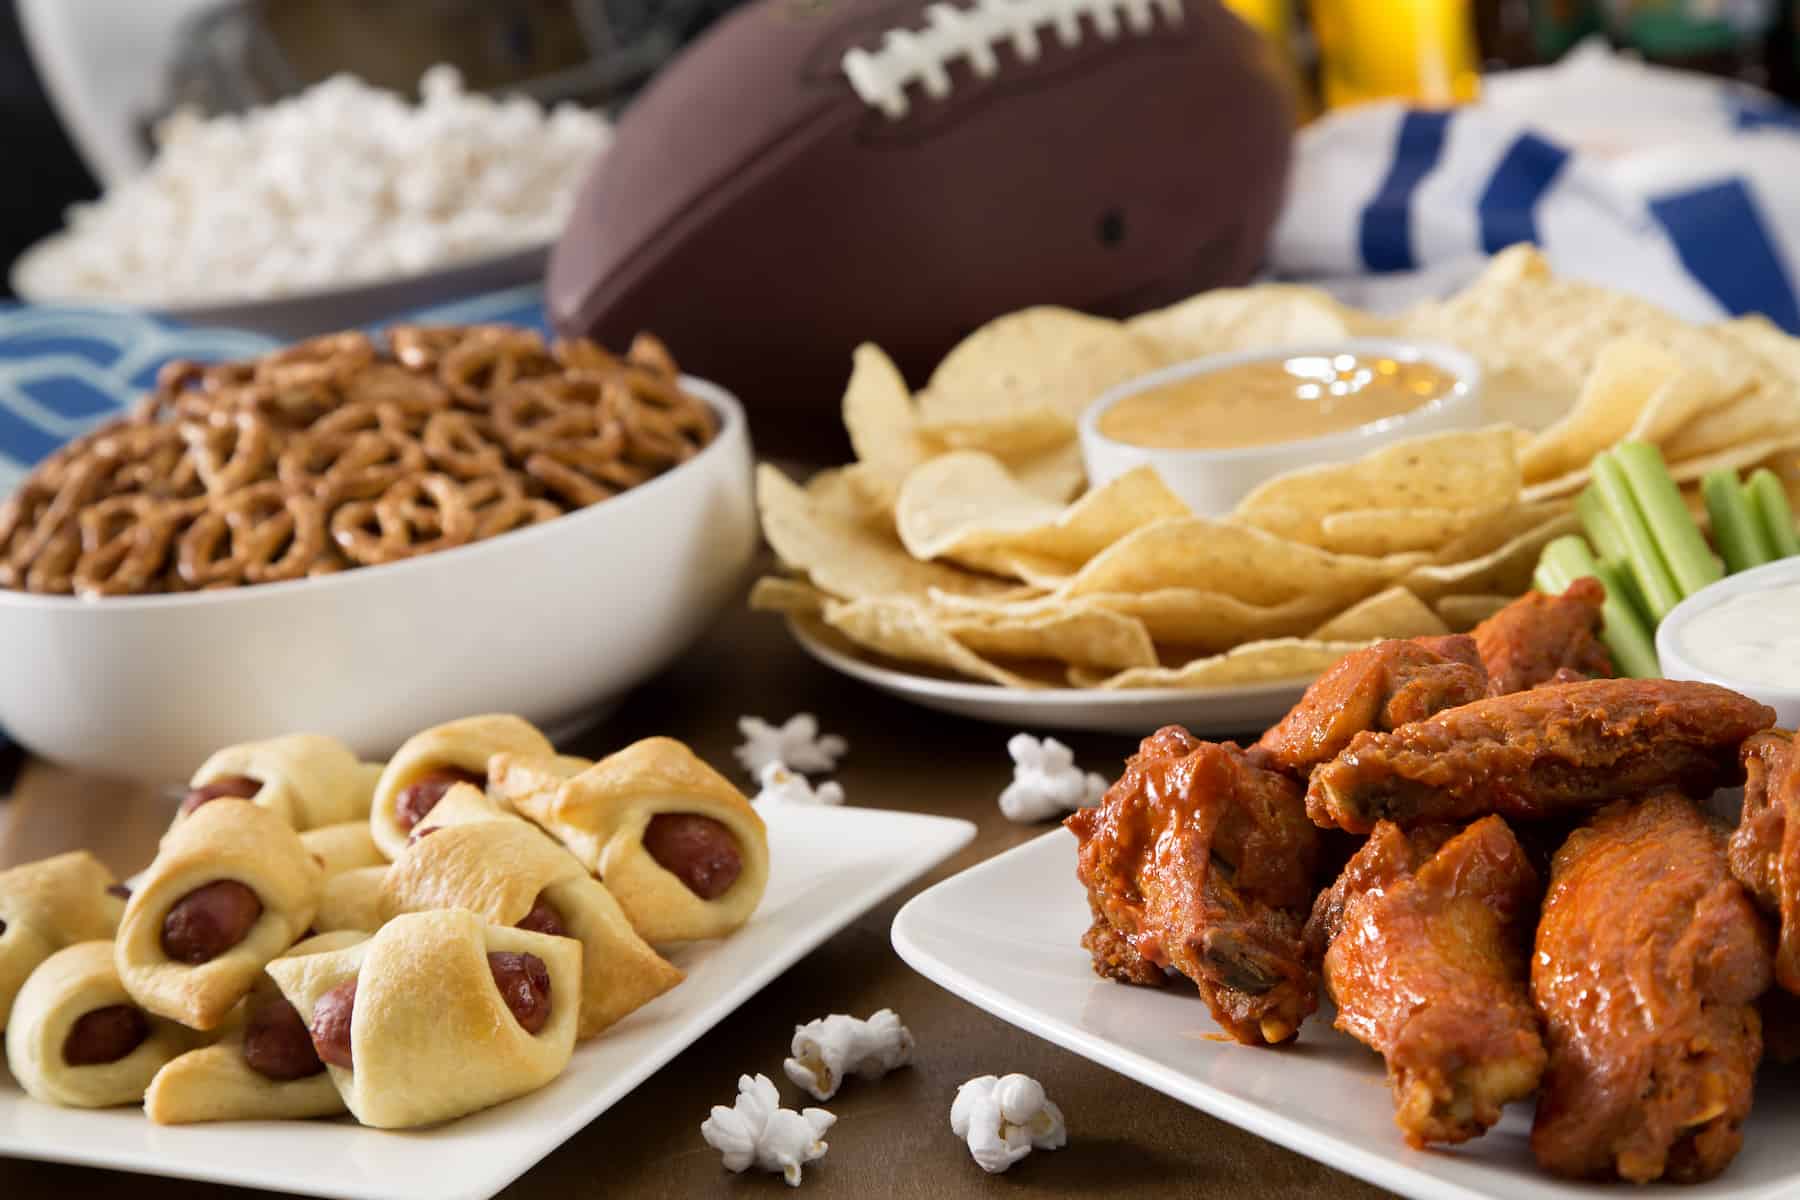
(841, 0, 1184, 120)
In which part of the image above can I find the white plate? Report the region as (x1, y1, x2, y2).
(10, 235, 548, 343)
(892, 826, 1800, 1200)
(0, 805, 975, 1200)
(788, 618, 1310, 738)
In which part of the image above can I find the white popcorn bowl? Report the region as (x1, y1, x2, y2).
(12, 237, 549, 342)
(1078, 338, 1484, 517)
(0, 378, 755, 784)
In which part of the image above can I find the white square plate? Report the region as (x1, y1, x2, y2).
(0, 805, 975, 1200)
(891, 826, 1800, 1200)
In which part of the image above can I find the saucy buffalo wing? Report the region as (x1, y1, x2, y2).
(1255, 635, 1488, 777)
(1309, 817, 1545, 1147)
(1068, 727, 1319, 1046)
(1471, 577, 1613, 696)
(1532, 794, 1771, 1184)
(1729, 728, 1800, 992)
(1306, 679, 1775, 834)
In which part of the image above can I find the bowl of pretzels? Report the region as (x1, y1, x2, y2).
(0, 323, 756, 782)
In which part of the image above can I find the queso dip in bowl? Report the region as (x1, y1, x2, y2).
(1658, 556, 1800, 728)
(1078, 338, 1483, 515)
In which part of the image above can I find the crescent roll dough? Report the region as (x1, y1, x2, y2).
(6, 941, 188, 1107)
(186, 733, 368, 831)
(313, 867, 389, 934)
(369, 714, 554, 859)
(500, 738, 769, 943)
(382, 785, 682, 1038)
(144, 931, 367, 1124)
(1, 851, 126, 1030)
(300, 822, 385, 877)
(265, 910, 580, 1128)
(116, 800, 322, 1030)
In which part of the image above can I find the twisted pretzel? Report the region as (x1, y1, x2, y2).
(181, 410, 276, 497)
(330, 473, 474, 565)
(438, 328, 554, 405)
(1, 323, 712, 596)
(178, 483, 326, 588)
(462, 473, 563, 540)
(278, 428, 427, 503)
(73, 495, 198, 597)
(422, 410, 509, 480)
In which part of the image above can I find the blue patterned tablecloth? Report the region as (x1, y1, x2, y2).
(0, 284, 552, 759)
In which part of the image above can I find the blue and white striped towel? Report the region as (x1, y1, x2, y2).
(1272, 39, 1800, 327)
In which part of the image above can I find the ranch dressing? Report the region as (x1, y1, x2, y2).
(1680, 581, 1800, 689)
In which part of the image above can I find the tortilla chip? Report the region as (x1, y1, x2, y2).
(1234, 427, 1523, 546)
(756, 465, 1013, 601)
(930, 586, 1342, 649)
(1008, 438, 1087, 504)
(1660, 385, 1800, 463)
(1430, 500, 1571, 564)
(940, 605, 1158, 671)
(1401, 510, 1581, 600)
(1435, 594, 1515, 630)
(1317, 506, 1499, 557)
(896, 454, 1187, 576)
(1308, 587, 1448, 641)
(1520, 339, 1738, 483)
(915, 307, 1160, 436)
(1126, 285, 1390, 362)
(1070, 639, 1370, 691)
(816, 600, 1048, 689)
(842, 343, 936, 509)
(1059, 517, 1414, 608)
(748, 575, 827, 616)
(1523, 432, 1800, 502)
(1399, 246, 1771, 433)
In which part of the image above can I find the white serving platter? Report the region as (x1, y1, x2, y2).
(788, 617, 1311, 739)
(0, 804, 975, 1200)
(892, 825, 1800, 1200)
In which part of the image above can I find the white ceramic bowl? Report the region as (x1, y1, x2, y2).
(1078, 338, 1484, 516)
(1657, 555, 1800, 729)
(0, 379, 756, 783)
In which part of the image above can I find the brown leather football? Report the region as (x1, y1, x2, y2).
(548, 0, 1294, 452)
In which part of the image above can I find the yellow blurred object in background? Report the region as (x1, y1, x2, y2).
(1310, 0, 1483, 109)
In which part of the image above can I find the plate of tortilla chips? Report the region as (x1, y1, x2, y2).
(750, 246, 1800, 733)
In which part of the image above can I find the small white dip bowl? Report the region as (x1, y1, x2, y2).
(1078, 338, 1484, 516)
(1658, 555, 1800, 729)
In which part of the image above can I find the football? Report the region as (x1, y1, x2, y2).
(547, 0, 1295, 445)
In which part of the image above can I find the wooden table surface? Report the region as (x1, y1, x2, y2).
(0, 586, 1394, 1200)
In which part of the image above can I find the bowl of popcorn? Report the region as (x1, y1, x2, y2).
(0, 323, 756, 782)
(10, 67, 605, 337)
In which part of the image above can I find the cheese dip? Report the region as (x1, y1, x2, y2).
(1096, 353, 1457, 451)
(1679, 581, 1800, 689)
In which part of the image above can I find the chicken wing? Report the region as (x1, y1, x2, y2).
(1309, 817, 1545, 1147)
(1255, 635, 1488, 777)
(1532, 794, 1771, 1183)
(1728, 728, 1800, 991)
(1306, 679, 1775, 834)
(1471, 577, 1613, 696)
(1069, 726, 1319, 1045)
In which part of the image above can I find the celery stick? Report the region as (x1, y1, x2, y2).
(1589, 451, 1683, 621)
(1614, 441, 1723, 597)
(1598, 554, 1651, 626)
(1576, 487, 1630, 564)
(1534, 535, 1659, 677)
(1591, 560, 1662, 678)
(1702, 468, 1774, 573)
(1748, 468, 1800, 558)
